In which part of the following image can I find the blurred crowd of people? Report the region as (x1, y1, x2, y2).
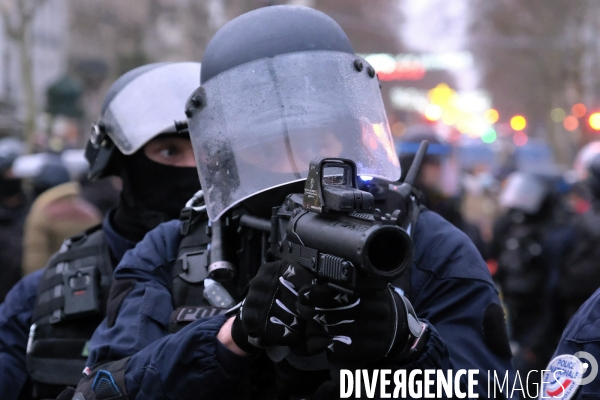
(0, 137, 120, 301)
(397, 125, 600, 392)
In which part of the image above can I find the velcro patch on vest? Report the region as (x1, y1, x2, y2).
(172, 306, 228, 323)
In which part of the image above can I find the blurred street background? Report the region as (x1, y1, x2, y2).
(2, 0, 600, 166)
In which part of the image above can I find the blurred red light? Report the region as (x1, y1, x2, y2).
(513, 131, 528, 146)
(564, 115, 579, 131)
(572, 103, 587, 118)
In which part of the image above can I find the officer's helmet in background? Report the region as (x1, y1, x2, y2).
(185, 5, 400, 221)
(586, 154, 600, 199)
(572, 141, 600, 182)
(396, 125, 456, 196)
(85, 62, 201, 180)
(0, 137, 25, 174)
(499, 170, 567, 216)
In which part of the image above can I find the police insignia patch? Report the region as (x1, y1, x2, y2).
(540, 354, 584, 400)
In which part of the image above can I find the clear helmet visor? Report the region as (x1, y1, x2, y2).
(187, 51, 400, 220)
(102, 62, 201, 154)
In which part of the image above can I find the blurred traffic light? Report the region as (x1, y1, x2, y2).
(428, 83, 455, 106)
(481, 128, 497, 144)
(589, 112, 600, 131)
(424, 104, 442, 121)
(550, 108, 566, 122)
(484, 109, 499, 124)
(513, 131, 528, 146)
(564, 115, 579, 131)
(572, 103, 587, 118)
(510, 115, 527, 131)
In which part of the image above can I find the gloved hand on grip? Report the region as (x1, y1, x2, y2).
(231, 260, 314, 353)
(296, 283, 427, 364)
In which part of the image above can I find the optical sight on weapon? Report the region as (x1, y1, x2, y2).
(270, 157, 414, 291)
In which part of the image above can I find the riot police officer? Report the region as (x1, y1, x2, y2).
(540, 152, 600, 400)
(0, 137, 28, 302)
(559, 154, 600, 324)
(0, 62, 201, 400)
(74, 6, 514, 400)
(491, 170, 574, 390)
(542, 286, 600, 400)
(397, 125, 487, 257)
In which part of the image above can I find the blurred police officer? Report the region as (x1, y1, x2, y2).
(0, 62, 201, 400)
(0, 137, 28, 302)
(491, 171, 574, 387)
(74, 6, 514, 400)
(398, 125, 487, 257)
(542, 287, 600, 400)
(559, 154, 600, 323)
(541, 153, 600, 400)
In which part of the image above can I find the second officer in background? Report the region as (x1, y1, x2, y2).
(0, 62, 201, 400)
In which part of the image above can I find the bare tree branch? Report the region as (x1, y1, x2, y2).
(468, 0, 592, 164)
(0, 0, 47, 150)
(0, 0, 20, 39)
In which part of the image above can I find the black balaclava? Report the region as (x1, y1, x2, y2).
(0, 176, 22, 199)
(112, 145, 201, 242)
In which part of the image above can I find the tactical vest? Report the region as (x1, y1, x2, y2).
(27, 224, 114, 398)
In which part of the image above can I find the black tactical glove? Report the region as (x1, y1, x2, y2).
(231, 260, 314, 353)
(296, 283, 426, 363)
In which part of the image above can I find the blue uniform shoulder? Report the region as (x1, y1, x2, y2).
(4, 269, 44, 311)
(412, 210, 493, 284)
(0, 269, 44, 336)
(113, 219, 182, 285)
(562, 287, 600, 343)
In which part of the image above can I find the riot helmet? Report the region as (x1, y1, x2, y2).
(86, 62, 201, 179)
(572, 141, 600, 182)
(32, 156, 71, 197)
(587, 154, 600, 199)
(499, 169, 568, 216)
(0, 137, 25, 173)
(396, 125, 452, 187)
(85, 62, 202, 235)
(186, 5, 400, 220)
(499, 172, 548, 215)
(564, 141, 600, 211)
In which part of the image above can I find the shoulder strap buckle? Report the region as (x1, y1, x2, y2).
(179, 207, 195, 235)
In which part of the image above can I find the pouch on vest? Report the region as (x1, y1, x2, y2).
(27, 225, 113, 397)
